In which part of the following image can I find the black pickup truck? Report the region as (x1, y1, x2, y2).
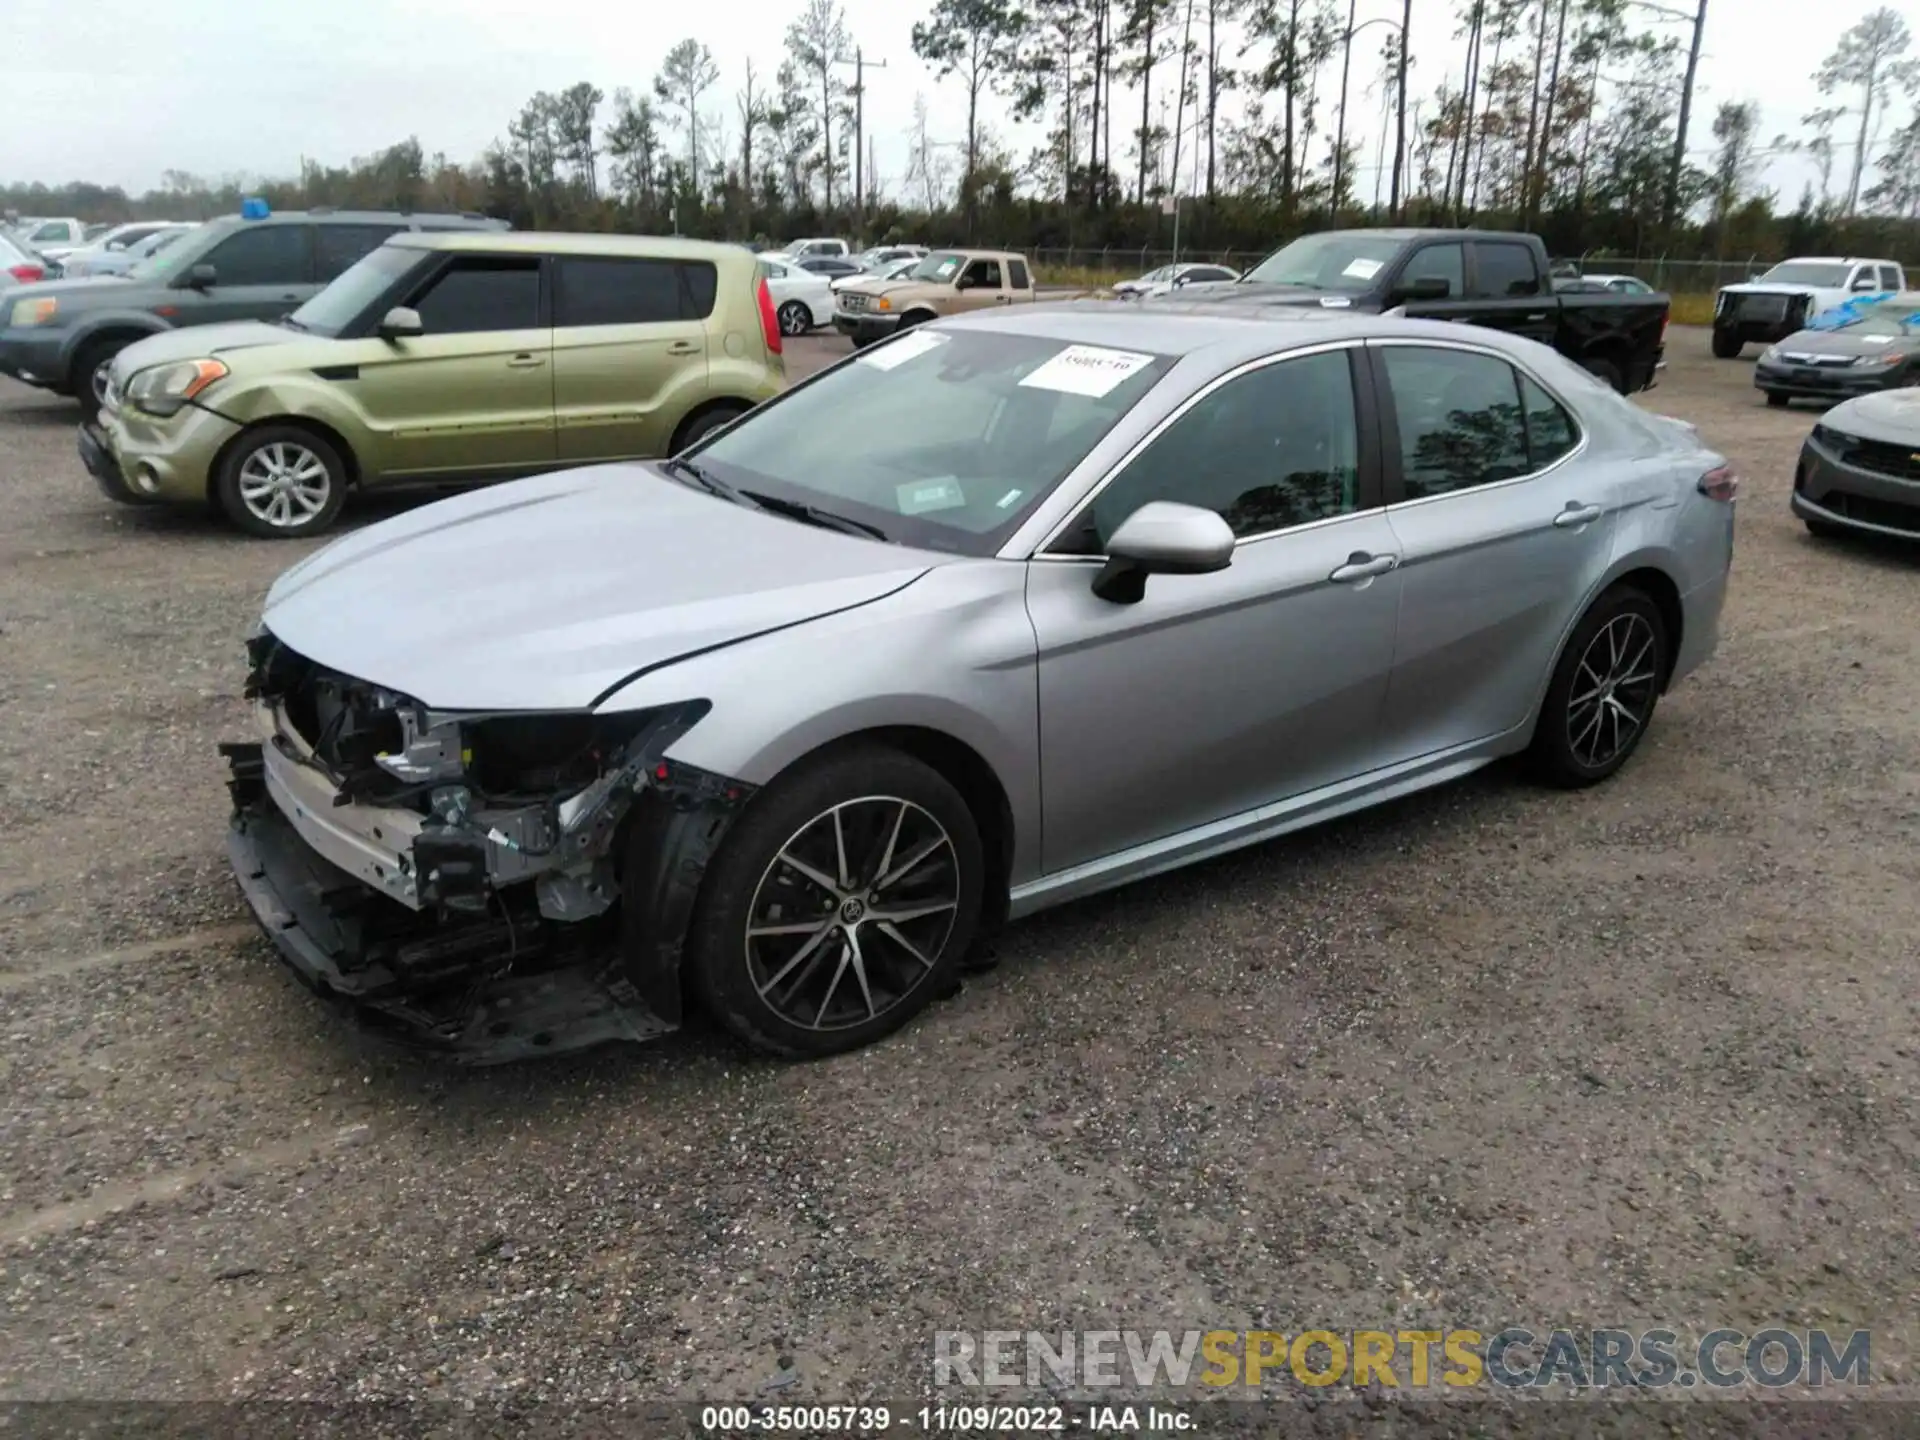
(1148, 228, 1668, 393)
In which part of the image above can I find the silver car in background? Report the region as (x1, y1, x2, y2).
(57, 222, 198, 279)
(223, 306, 1736, 1063)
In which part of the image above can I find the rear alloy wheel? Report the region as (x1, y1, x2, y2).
(776, 300, 811, 337)
(670, 405, 748, 454)
(214, 426, 348, 538)
(686, 746, 983, 1057)
(1527, 587, 1669, 789)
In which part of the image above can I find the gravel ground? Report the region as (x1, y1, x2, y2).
(2, 329, 1918, 1415)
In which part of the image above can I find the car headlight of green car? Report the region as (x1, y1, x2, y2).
(8, 296, 57, 328)
(124, 358, 229, 417)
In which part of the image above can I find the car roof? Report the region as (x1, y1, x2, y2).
(388, 231, 751, 260)
(921, 247, 1028, 262)
(941, 299, 1576, 367)
(1776, 256, 1898, 265)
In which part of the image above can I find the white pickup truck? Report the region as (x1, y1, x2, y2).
(1713, 256, 1907, 357)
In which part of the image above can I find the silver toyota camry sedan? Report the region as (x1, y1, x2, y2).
(223, 304, 1737, 1062)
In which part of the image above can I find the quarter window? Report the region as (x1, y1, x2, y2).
(408, 257, 541, 333)
(1518, 374, 1579, 468)
(1066, 349, 1364, 549)
(1399, 243, 1464, 298)
(1473, 242, 1542, 297)
(1382, 347, 1529, 501)
(1878, 265, 1900, 290)
(201, 224, 314, 285)
(1007, 258, 1031, 289)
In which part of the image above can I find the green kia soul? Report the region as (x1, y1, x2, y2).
(80, 232, 788, 537)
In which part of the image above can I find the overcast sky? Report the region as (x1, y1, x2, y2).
(6, 0, 1917, 212)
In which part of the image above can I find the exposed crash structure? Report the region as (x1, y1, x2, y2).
(224, 629, 753, 1062)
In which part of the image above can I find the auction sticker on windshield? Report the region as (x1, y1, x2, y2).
(1019, 345, 1156, 398)
(859, 330, 950, 370)
(1341, 257, 1384, 280)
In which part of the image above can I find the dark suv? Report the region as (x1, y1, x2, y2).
(0, 206, 507, 413)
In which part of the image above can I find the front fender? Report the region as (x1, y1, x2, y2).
(65, 311, 171, 364)
(212, 377, 375, 464)
(593, 561, 1044, 884)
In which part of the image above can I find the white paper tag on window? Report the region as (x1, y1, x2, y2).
(1019, 344, 1156, 397)
(896, 477, 967, 514)
(1341, 257, 1384, 280)
(858, 329, 950, 370)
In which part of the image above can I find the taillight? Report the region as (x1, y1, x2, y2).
(7, 263, 44, 283)
(1699, 466, 1739, 501)
(756, 276, 782, 356)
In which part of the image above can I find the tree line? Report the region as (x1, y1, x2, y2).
(9, 2, 1920, 271)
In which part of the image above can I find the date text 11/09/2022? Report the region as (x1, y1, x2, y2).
(699, 1406, 1188, 1432)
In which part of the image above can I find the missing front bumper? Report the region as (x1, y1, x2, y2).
(226, 769, 670, 1063)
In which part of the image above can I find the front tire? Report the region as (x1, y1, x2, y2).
(1804, 517, 1845, 539)
(685, 745, 984, 1058)
(1710, 329, 1743, 359)
(1765, 390, 1789, 408)
(1527, 586, 1670, 789)
(72, 339, 124, 420)
(214, 425, 348, 538)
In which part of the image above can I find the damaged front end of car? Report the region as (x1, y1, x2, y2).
(221, 630, 754, 1063)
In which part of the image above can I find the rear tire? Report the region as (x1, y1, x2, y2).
(213, 425, 349, 538)
(1526, 586, 1670, 790)
(1710, 329, 1743, 359)
(776, 300, 811, 337)
(1765, 391, 1789, 408)
(670, 403, 749, 454)
(684, 745, 984, 1058)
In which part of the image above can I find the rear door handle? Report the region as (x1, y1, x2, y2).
(507, 353, 546, 369)
(1524, 312, 1548, 322)
(666, 341, 702, 355)
(1553, 502, 1603, 528)
(1329, 552, 1399, 584)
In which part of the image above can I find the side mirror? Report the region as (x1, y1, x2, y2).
(1850, 276, 1877, 292)
(378, 305, 423, 338)
(184, 263, 217, 290)
(954, 275, 974, 290)
(1395, 275, 1451, 302)
(1092, 502, 1236, 604)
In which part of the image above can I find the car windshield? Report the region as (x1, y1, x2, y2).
(137, 229, 188, 258)
(285, 244, 421, 336)
(909, 251, 968, 282)
(1803, 294, 1920, 336)
(687, 328, 1175, 556)
(1757, 262, 1853, 287)
(1241, 232, 1407, 290)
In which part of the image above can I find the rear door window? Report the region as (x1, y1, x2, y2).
(1472, 241, 1542, 298)
(554, 258, 716, 325)
(1007, 258, 1031, 289)
(1878, 265, 1901, 290)
(315, 224, 405, 282)
(1380, 346, 1530, 500)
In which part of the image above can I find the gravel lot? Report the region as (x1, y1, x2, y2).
(2, 327, 1917, 1411)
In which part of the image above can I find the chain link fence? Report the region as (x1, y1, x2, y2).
(1030, 246, 1773, 295)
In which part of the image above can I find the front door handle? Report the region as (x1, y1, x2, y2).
(1523, 311, 1548, 322)
(1329, 552, 1399, 584)
(506, 353, 546, 369)
(1553, 502, 1603, 528)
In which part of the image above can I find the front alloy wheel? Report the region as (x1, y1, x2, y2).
(685, 745, 984, 1057)
(214, 425, 348, 538)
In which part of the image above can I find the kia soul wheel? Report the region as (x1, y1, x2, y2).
(686, 747, 983, 1057)
(215, 426, 348, 538)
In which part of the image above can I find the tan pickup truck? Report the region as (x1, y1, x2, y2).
(832, 249, 1037, 347)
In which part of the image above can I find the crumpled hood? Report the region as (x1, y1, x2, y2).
(112, 321, 305, 380)
(262, 465, 941, 713)
(1825, 387, 1920, 445)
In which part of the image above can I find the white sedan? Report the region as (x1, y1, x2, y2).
(760, 257, 836, 337)
(832, 258, 917, 293)
(1112, 261, 1241, 298)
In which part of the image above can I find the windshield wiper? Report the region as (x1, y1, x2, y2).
(662, 456, 756, 508)
(741, 490, 890, 542)
(277, 315, 310, 332)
